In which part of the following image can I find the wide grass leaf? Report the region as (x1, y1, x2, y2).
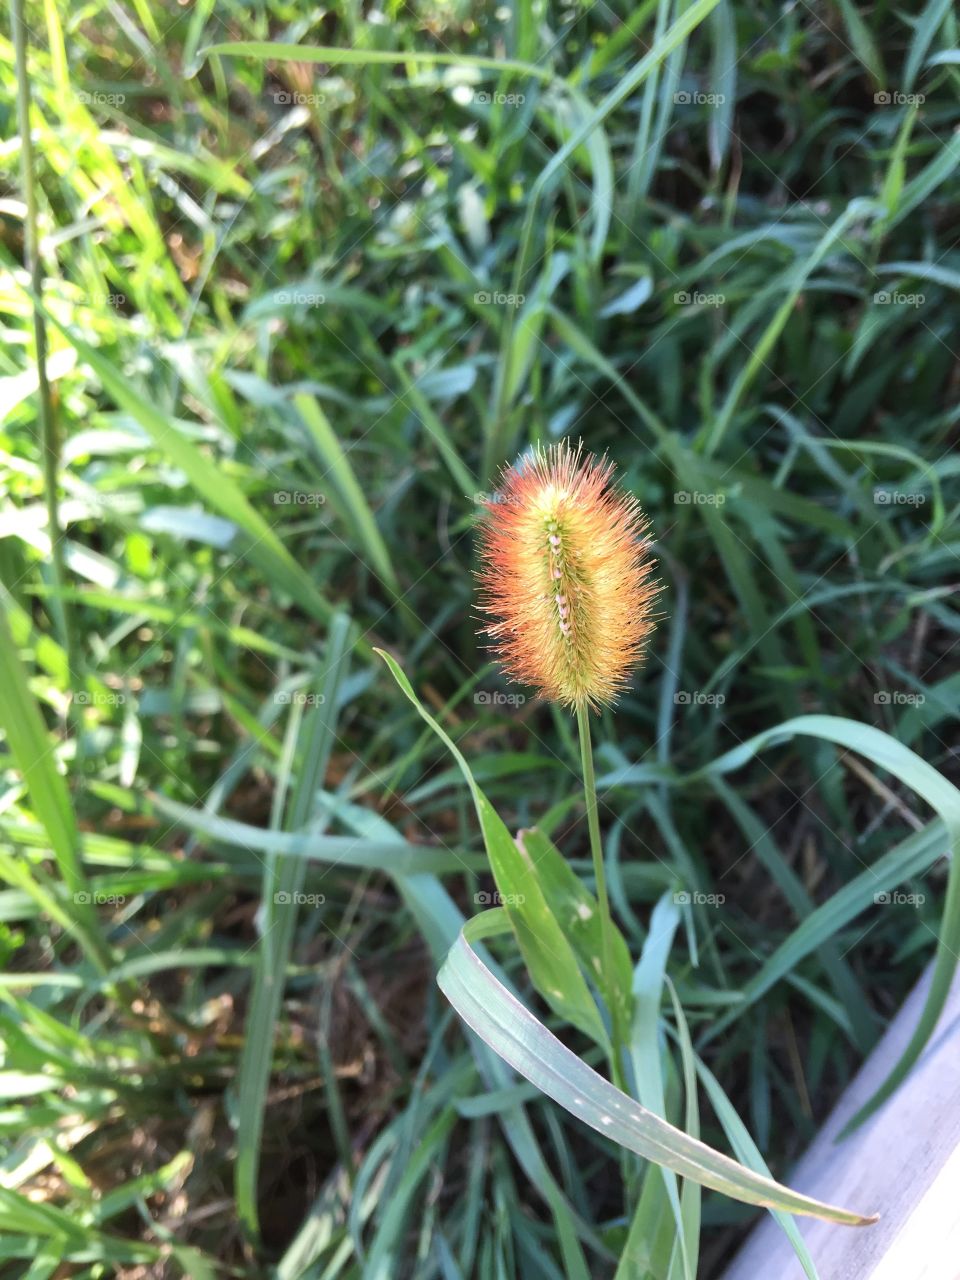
(440, 914, 877, 1226)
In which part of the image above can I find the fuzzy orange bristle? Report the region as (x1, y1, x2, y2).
(475, 440, 659, 709)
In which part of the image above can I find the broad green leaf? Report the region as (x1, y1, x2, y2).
(517, 826, 634, 1046)
(439, 915, 877, 1225)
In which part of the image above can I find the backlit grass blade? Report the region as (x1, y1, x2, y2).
(202, 41, 556, 81)
(0, 605, 109, 971)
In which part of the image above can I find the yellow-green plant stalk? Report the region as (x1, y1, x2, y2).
(476, 440, 659, 1078)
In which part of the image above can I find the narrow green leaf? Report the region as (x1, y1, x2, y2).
(149, 792, 482, 876)
(377, 649, 610, 1049)
(234, 612, 351, 1238)
(0, 606, 109, 969)
(294, 394, 399, 593)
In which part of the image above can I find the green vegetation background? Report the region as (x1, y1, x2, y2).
(1, 0, 958, 1275)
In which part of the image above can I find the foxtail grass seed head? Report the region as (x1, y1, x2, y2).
(476, 441, 659, 710)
